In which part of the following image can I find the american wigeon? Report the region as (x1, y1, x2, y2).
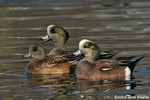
(41, 25, 120, 58)
(75, 39, 144, 80)
(23, 44, 74, 74)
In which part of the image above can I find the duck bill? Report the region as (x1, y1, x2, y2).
(73, 50, 82, 56)
(41, 35, 53, 44)
(41, 35, 49, 40)
(22, 53, 31, 58)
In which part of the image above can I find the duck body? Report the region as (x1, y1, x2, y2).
(27, 57, 71, 74)
(75, 39, 144, 81)
(23, 45, 72, 75)
(76, 59, 126, 80)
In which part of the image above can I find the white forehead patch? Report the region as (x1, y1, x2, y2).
(47, 24, 55, 32)
(79, 39, 94, 50)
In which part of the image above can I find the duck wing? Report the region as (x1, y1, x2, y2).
(95, 59, 120, 71)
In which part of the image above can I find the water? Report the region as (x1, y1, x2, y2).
(0, 0, 150, 99)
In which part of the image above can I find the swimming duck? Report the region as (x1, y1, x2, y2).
(23, 44, 73, 74)
(75, 39, 144, 80)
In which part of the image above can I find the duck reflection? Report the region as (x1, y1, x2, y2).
(76, 79, 137, 99)
(27, 74, 73, 88)
(26, 73, 77, 99)
(77, 79, 136, 91)
(26, 73, 137, 99)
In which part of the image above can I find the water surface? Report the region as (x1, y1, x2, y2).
(0, 0, 150, 99)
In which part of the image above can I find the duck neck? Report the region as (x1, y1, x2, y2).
(49, 45, 66, 56)
(33, 53, 47, 60)
(54, 36, 65, 47)
(84, 51, 99, 63)
(84, 56, 97, 64)
(54, 41, 66, 50)
(34, 55, 46, 61)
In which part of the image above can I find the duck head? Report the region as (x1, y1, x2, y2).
(23, 45, 47, 60)
(74, 39, 100, 63)
(42, 25, 69, 47)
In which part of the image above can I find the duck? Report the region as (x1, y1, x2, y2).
(22, 44, 74, 74)
(41, 24, 120, 59)
(75, 39, 144, 80)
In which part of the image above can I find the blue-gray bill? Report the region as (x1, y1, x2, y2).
(22, 53, 31, 58)
(41, 35, 49, 40)
(41, 35, 53, 44)
(73, 50, 82, 56)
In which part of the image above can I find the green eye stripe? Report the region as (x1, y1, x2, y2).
(53, 26, 69, 43)
(86, 42, 98, 50)
(54, 26, 66, 37)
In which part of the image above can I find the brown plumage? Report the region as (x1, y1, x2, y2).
(27, 60, 71, 74)
(76, 60, 125, 80)
(23, 45, 72, 74)
(75, 39, 144, 80)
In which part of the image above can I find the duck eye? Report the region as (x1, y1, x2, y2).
(83, 44, 88, 48)
(32, 46, 38, 52)
(50, 27, 55, 34)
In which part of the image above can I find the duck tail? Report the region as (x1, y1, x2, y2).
(128, 55, 145, 73)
